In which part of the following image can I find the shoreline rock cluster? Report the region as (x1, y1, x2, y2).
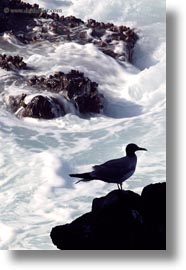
(7, 69, 104, 119)
(0, 0, 139, 119)
(0, 0, 138, 62)
(50, 182, 166, 250)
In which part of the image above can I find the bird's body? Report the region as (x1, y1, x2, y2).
(69, 143, 147, 189)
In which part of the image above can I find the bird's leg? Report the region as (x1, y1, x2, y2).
(117, 184, 123, 190)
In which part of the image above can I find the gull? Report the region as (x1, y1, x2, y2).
(69, 143, 147, 190)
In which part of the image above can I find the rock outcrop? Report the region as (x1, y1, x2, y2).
(50, 182, 166, 250)
(0, 54, 27, 71)
(1, 1, 140, 119)
(0, 0, 138, 63)
(14, 95, 66, 119)
(28, 70, 103, 114)
(7, 70, 103, 119)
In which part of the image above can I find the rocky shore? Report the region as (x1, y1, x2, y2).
(0, 0, 138, 62)
(0, 0, 139, 119)
(50, 182, 166, 250)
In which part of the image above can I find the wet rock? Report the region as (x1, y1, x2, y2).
(7, 70, 103, 119)
(0, 54, 27, 71)
(0, 0, 138, 63)
(86, 19, 138, 61)
(50, 182, 166, 250)
(0, 0, 41, 33)
(28, 70, 103, 115)
(8, 93, 27, 113)
(16, 95, 65, 119)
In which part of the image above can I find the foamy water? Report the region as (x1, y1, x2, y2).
(0, 0, 165, 249)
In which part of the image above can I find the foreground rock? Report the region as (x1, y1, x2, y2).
(0, 0, 138, 62)
(50, 182, 166, 250)
(7, 70, 103, 118)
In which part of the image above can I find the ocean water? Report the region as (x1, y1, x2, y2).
(0, 0, 166, 250)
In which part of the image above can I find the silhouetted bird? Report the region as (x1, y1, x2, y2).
(69, 143, 147, 190)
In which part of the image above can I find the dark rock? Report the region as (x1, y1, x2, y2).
(0, 1, 138, 63)
(50, 182, 166, 250)
(0, 0, 41, 34)
(7, 70, 103, 119)
(15, 95, 65, 119)
(8, 93, 27, 113)
(27, 70, 103, 115)
(0, 53, 27, 71)
(141, 182, 166, 249)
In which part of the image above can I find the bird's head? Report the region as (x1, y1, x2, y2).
(126, 143, 147, 156)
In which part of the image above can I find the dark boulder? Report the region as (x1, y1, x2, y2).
(15, 95, 65, 119)
(28, 70, 104, 115)
(7, 70, 103, 119)
(50, 182, 166, 250)
(141, 182, 166, 249)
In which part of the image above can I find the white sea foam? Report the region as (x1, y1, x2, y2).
(0, 0, 165, 249)
(0, 223, 15, 249)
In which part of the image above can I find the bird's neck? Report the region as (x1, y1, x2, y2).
(126, 152, 136, 157)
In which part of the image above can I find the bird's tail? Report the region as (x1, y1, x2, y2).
(69, 172, 94, 184)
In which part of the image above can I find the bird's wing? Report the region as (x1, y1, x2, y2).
(91, 156, 137, 181)
(92, 157, 125, 170)
(91, 168, 122, 181)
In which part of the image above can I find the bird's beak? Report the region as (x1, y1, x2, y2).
(137, 147, 147, 151)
